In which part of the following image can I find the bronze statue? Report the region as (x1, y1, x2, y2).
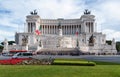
(84, 9, 91, 15)
(22, 35, 28, 46)
(89, 34, 95, 46)
(58, 21, 61, 29)
(30, 9, 37, 15)
(39, 40, 42, 47)
(76, 39, 79, 47)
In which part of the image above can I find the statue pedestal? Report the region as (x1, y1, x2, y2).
(22, 44, 28, 51)
(2, 38, 9, 53)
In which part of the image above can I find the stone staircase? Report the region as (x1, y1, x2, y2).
(28, 45, 38, 51)
(37, 48, 83, 55)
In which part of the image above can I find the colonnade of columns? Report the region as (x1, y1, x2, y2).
(27, 22, 94, 34)
(41, 25, 81, 35)
(85, 22, 94, 33)
(28, 22, 36, 33)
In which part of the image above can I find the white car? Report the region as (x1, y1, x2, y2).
(12, 52, 33, 59)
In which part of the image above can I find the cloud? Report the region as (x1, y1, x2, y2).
(88, 0, 120, 41)
(0, 30, 15, 41)
(92, 0, 120, 29)
(0, 0, 120, 42)
(0, 0, 85, 42)
(100, 0, 120, 20)
(103, 29, 120, 41)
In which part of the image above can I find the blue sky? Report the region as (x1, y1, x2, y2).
(0, 0, 120, 42)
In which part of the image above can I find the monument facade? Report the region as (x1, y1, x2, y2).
(3, 10, 117, 55)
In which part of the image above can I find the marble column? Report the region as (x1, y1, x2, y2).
(89, 24, 90, 33)
(46, 25, 49, 34)
(30, 23, 31, 33)
(28, 23, 30, 33)
(51, 26, 52, 34)
(41, 25, 43, 34)
(69, 25, 71, 35)
(67, 26, 69, 35)
(46, 25, 48, 34)
(89, 22, 91, 33)
(42, 25, 43, 34)
(43, 25, 44, 34)
(31, 23, 33, 33)
(29, 23, 31, 33)
(54, 25, 55, 34)
(46, 25, 47, 34)
(84, 23, 86, 33)
(55, 25, 56, 34)
(91, 23, 92, 33)
(73, 25, 75, 34)
(71, 25, 73, 34)
(47, 25, 50, 34)
(49, 25, 51, 34)
(44, 25, 45, 34)
(51, 25, 54, 34)
(65, 26, 66, 35)
(65, 25, 67, 35)
(70, 25, 72, 35)
(91, 22, 93, 32)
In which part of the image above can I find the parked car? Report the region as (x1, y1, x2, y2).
(2, 53, 13, 56)
(0, 52, 33, 65)
(12, 52, 33, 59)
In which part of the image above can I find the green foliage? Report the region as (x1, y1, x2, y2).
(1, 42, 3, 45)
(0, 45, 3, 52)
(106, 40, 112, 45)
(0, 45, 3, 49)
(53, 59, 96, 66)
(9, 41, 15, 45)
(106, 40, 120, 52)
(94, 61, 120, 65)
(116, 42, 120, 52)
(0, 64, 120, 77)
(1, 41, 15, 45)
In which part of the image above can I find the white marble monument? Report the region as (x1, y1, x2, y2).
(3, 9, 117, 55)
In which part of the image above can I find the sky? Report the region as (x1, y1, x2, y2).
(0, 0, 120, 42)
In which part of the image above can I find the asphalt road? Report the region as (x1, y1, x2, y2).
(0, 55, 12, 60)
(33, 55, 120, 63)
(1, 54, 120, 63)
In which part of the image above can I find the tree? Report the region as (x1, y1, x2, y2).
(116, 42, 120, 52)
(106, 40, 112, 45)
(106, 40, 120, 52)
(1, 41, 15, 45)
(0, 45, 3, 52)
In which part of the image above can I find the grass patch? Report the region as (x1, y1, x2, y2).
(0, 65, 120, 77)
(94, 61, 120, 65)
(1, 58, 120, 77)
(52, 58, 96, 66)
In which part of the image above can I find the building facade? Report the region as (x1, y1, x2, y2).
(3, 10, 117, 55)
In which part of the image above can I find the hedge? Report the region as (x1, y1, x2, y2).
(52, 59, 96, 66)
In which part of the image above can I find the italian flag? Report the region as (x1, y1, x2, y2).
(35, 25, 42, 35)
(75, 29, 79, 36)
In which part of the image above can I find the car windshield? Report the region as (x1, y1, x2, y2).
(14, 52, 33, 56)
(22, 53, 32, 56)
